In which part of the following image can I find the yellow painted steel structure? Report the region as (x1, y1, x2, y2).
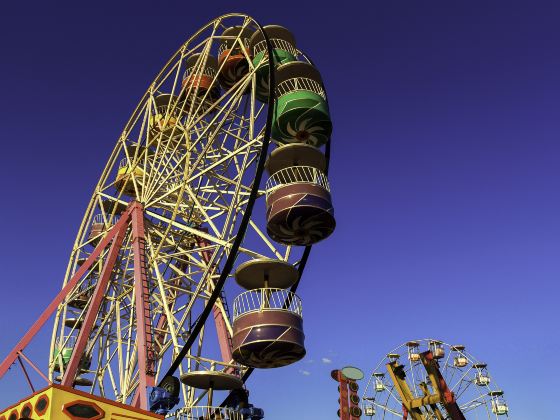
(0, 385, 162, 420)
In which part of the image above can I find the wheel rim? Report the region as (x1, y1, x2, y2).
(361, 339, 509, 419)
(48, 14, 319, 409)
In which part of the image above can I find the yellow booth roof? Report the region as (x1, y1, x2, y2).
(0, 383, 163, 420)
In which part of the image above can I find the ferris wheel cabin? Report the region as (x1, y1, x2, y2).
(182, 53, 221, 105)
(451, 344, 469, 368)
(489, 390, 509, 415)
(473, 363, 491, 386)
(149, 94, 182, 139)
(231, 259, 305, 368)
(218, 26, 252, 90)
(363, 402, 376, 417)
(114, 157, 145, 196)
(429, 340, 445, 359)
(406, 340, 421, 362)
(249, 25, 297, 102)
(373, 372, 386, 392)
(87, 214, 117, 245)
(265, 143, 335, 245)
(272, 61, 332, 147)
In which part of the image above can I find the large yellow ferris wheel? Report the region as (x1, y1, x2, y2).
(0, 13, 336, 419)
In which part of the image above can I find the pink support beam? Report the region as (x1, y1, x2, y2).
(17, 351, 50, 385)
(17, 356, 34, 392)
(196, 236, 233, 365)
(0, 203, 137, 380)
(131, 203, 155, 410)
(61, 220, 128, 386)
(212, 300, 233, 364)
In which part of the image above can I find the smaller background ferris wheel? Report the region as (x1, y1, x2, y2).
(361, 339, 509, 419)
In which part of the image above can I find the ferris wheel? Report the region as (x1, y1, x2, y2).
(0, 13, 336, 419)
(361, 339, 509, 419)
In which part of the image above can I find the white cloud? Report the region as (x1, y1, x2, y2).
(321, 357, 332, 364)
(299, 369, 311, 376)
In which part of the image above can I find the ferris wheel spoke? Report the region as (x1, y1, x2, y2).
(185, 62, 252, 129)
(186, 136, 261, 186)
(142, 144, 186, 199)
(149, 55, 185, 99)
(122, 106, 150, 150)
(184, 93, 251, 161)
(449, 364, 474, 392)
(374, 400, 405, 417)
(143, 129, 195, 199)
(459, 395, 487, 412)
(105, 361, 119, 399)
(145, 210, 231, 249)
(248, 218, 285, 260)
(144, 113, 256, 207)
(439, 348, 452, 381)
(183, 184, 222, 236)
(446, 367, 458, 392)
(383, 384, 405, 407)
(201, 170, 255, 197)
(406, 357, 420, 398)
(183, 33, 220, 119)
(153, 49, 184, 104)
(453, 379, 476, 406)
(218, 121, 260, 147)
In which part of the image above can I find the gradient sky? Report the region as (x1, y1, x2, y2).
(0, 1, 559, 418)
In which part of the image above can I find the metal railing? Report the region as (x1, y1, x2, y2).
(179, 356, 242, 377)
(265, 166, 330, 198)
(169, 406, 243, 420)
(119, 157, 151, 170)
(120, 157, 145, 169)
(183, 65, 217, 78)
(276, 77, 326, 99)
(252, 38, 298, 57)
(218, 40, 250, 56)
(91, 214, 119, 226)
(233, 288, 302, 320)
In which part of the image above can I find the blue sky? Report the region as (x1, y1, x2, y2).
(0, 1, 559, 418)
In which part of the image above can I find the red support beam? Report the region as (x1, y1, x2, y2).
(62, 219, 128, 386)
(0, 204, 136, 380)
(196, 236, 233, 365)
(420, 351, 466, 420)
(130, 203, 155, 410)
(17, 351, 49, 385)
(17, 356, 34, 393)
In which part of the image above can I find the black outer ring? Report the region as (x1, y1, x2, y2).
(159, 15, 277, 384)
(160, 15, 333, 409)
(219, 49, 333, 408)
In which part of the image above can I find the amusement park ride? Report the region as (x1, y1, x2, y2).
(358, 339, 509, 419)
(0, 14, 336, 419)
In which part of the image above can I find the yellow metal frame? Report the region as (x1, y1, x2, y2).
(0, 384, 162, 420)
